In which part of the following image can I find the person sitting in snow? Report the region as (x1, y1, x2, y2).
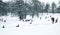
(16, 24, 19, 27)
(4, 20, 6, 22)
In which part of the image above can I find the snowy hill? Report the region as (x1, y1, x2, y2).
(0, 13, 60, 35)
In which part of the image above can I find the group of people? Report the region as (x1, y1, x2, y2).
(39, 16, 58, 24)
(0, 18, 6, 28)
(0, 18, 6, 22)
(1, 16, 58, 28)
(2, 24, 20, 28)
(22, 19, 33, 24)
(51, 17, 58, 24)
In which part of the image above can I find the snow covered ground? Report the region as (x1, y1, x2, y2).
(0, 13, 60, 35)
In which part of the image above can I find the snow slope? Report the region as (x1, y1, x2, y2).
(0, 13, 60, 35)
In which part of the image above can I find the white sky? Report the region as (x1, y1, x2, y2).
(2, 0, 11, 2)
(2, 0, 60, 5)
(2, 0, 15, 2)
(38, 0, 60, 5)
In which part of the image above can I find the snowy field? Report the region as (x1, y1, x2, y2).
(0, 13, 60, 35)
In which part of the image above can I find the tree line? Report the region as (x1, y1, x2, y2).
(0, 0, 60, 19)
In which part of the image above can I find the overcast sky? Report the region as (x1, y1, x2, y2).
(39, 0, 59, 4)
(2, 0, 60, 5)
(2, 0, 15, 2)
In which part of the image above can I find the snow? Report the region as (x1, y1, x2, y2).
(0, 13, 60, 35)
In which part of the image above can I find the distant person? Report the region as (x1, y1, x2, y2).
(45, 17, 47, 19)
(51, 17, 55, 24)
(25, 20, 30, 22)
(16, 24, 19, 27)
(0, 18, 3, 22)
(4, 20, 6, 22)
(19, 16, 23, 21)
(2, 25, 5, 28)
(30, 19, 33, 24)
(50, 16, 51, 17)
(40, 17, 41, 19)
(55, 18, 58, 23)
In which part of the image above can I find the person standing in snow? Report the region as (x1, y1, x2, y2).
(2, 25, 5, 28)
(30, 19, 33, 24)
(51, 17, 55, 24)
(55, 18, 58, 23)
(40, 17, 41, 19)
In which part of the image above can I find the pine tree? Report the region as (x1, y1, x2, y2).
(52, 2, 56, 13)
(32, 0, 41, 17)
(44, 3, 50, 13)
(57, 1, 60, 13)
(0, 0, 7, 15)
(15, 0, 28, 20)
